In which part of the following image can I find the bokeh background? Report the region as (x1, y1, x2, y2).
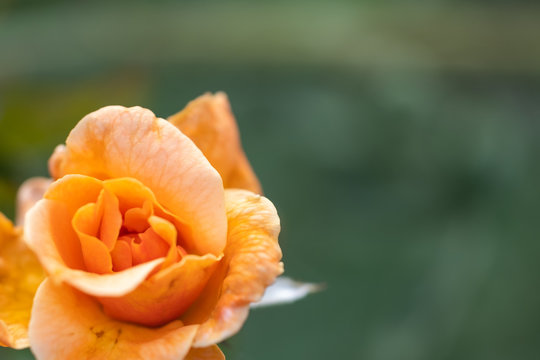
(2, 0, 540, 359)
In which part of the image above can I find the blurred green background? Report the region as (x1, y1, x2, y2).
(2, 0, 540, 359)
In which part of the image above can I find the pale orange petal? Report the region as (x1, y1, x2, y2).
(99, 253, 221, 327)
(29, 278, 199, 360)
(168, 92, 262, 194)
(25, 194, 163, 297)
(0, 213, 45, 349)
(184, 189, 283, 347)
(50, 105, 226, 256)
(15, 177, 52, 226)
(48, 144, 66, 180)
(185, 345, 225, 360)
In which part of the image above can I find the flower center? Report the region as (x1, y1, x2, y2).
(71, 182, 187, 275)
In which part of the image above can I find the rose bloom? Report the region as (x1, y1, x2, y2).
(0, 93, 283, 360)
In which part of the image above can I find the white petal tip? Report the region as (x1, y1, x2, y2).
(251, 276, 324, 308)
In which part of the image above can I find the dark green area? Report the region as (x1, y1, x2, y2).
(2, 1, 540, 359)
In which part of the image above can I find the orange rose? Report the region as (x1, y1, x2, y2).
(10, 93, 283, 359)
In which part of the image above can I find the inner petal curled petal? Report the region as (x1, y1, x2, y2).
(96, 188, 122, 251)
(148, 215, 180, 268)
(111, 240, 133, 272)
(123, 200, 152, 233)
(131, 228, 170, 266)
(72, 203, 113, 274)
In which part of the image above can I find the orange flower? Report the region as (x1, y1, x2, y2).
(14, 93, 283, 359)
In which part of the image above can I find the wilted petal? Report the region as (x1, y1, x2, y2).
(29, 279, 199, 360)
(0, 213, 45, 349)
(49, 105, 226, 256)
(184, 189, 283, 347)
(169, 93, 262, 194)
(185, 345, 225, 360)
(15, 177, 52, 226)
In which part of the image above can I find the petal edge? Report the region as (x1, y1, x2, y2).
(169, 92, 262, 194)
(185, 189, 283, 347)
(29, 279, 199, 360)
(0, 213, 44, 349)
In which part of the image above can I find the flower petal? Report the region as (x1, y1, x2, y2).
(102, 177, 192, 254)
(97, 188, 123, 251)
(110, 240, 133, 271)
(72, 203, 114, 274)
(50, 105, 226, 256)
(48, 144, 66, 181)
(169, 92, 262, 194)
(37, 174, 104, 270)
(99, 253, 221, 327)
(15, 177, 52, 226)
(183, 189, 283, 347)
(24, 188, 164, 297)
(250, 276, 324, 308)
(0, 213, 45, 349)
(185, 345, 225, 360)
(29, 278, 199, 360)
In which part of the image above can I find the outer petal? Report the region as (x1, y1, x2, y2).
(29, 279, 199, 360)
(15, 177, 52, 226)
(185, 345, 225, 360)
(99, 253, 221, 327)
(168, 92, 262, 194)
(49, 105, 226, 256)
(183, 189, 283, 347)
(0, 213, 45, 349)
